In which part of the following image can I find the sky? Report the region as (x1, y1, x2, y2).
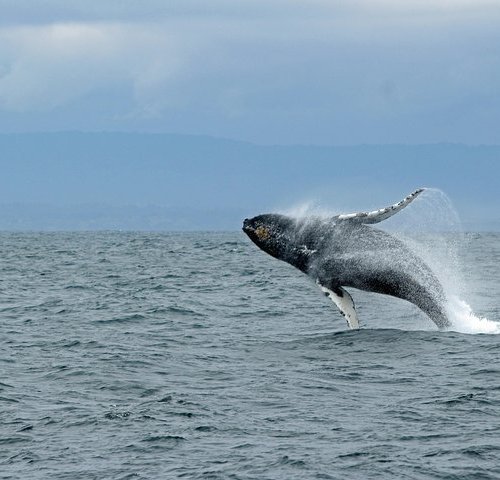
(0, 0, 499, 144)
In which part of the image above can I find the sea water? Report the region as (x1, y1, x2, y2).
(1, 231, 500, 479)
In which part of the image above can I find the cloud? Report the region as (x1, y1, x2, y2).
(0, 23, 186, 112)
(1, 1, 500, 24)
(0, 1, 499, 143)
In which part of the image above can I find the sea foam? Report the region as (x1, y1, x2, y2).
(445, 296, 500, 334)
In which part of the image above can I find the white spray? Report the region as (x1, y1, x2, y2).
(384, 188, 499, 334)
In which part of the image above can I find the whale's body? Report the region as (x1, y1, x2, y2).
(243, 189, 450, 330)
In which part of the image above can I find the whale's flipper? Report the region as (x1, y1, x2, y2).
(333, 188, 424, 225)
(317, 281, 359, 329)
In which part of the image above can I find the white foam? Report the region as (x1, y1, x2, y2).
(445, 296, 499, 334)
(382, 189, 499, 334)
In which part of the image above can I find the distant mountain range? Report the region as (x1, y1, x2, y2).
(0, 203, 246, 231)
(0, 132, 499, 230)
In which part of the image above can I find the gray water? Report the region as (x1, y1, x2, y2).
(1, 232, 500, 479)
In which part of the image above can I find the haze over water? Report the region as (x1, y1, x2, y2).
(1, 229, 499, 479)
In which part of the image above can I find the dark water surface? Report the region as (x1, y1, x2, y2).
(1, 232, 500, 479)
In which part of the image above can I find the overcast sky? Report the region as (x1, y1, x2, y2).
(0, 0, 499, 144)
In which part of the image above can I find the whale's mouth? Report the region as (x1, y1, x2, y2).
(242, 219, 271, 242)
(242, 219, 254, 236)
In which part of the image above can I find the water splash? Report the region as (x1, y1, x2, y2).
(445, 296, 500, 334)
(384, 189, 499, 334)
(387, 189, 499, 334)
(382, 187, 462, 234)
(278, 200, 339, 219)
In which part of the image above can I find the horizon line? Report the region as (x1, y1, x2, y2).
(1, 130, 500, 149)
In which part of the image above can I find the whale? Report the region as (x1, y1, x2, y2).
(242, 189, 450, 330)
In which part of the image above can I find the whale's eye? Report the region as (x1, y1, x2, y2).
(255, 226, 270, 240)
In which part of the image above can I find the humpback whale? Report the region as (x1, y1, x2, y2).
(242, 189, 450, 330)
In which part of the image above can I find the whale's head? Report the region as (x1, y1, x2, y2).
(242, 214, 299, 263)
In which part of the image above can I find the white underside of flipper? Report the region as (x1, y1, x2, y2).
(317, 281, 359, 329)
(332, 188, 424, 225)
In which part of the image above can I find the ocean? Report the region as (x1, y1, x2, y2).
(1, 231, 499, 479)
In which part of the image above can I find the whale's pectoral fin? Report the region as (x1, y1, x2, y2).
(316, 280, 359, 329)
(332, 188, 425, 225)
